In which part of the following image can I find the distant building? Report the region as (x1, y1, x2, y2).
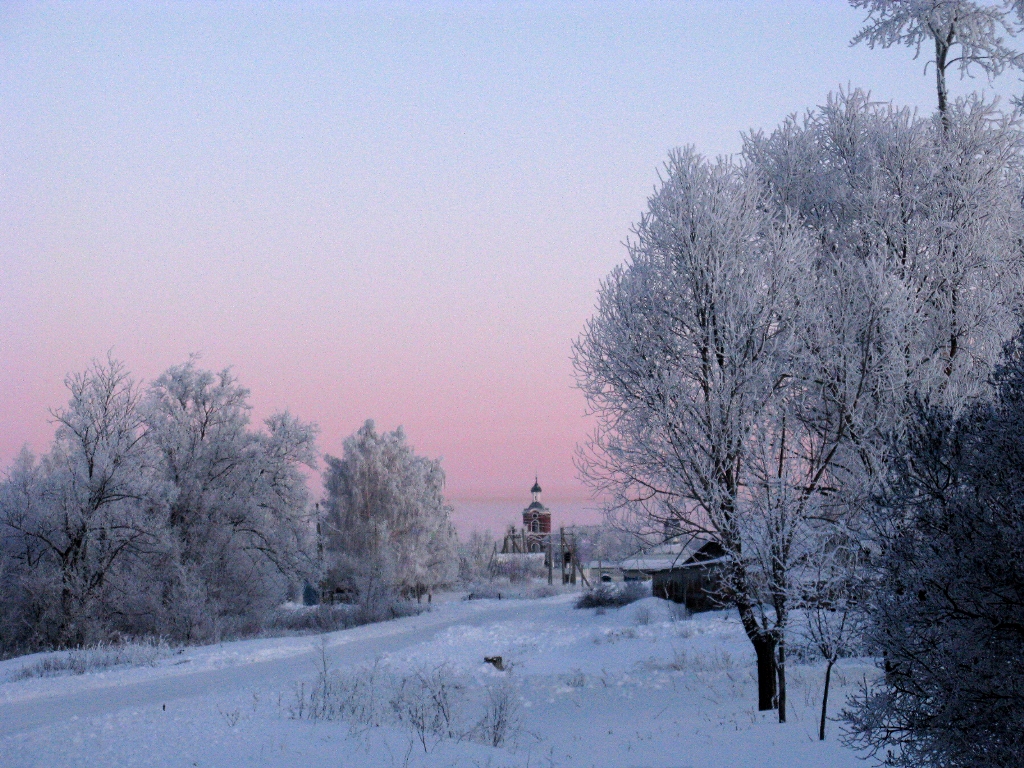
(502, 478, 551, 554)
(523, 478, 551, 536)
(497, 481, 587, 584)
(619, 534, 727, 611)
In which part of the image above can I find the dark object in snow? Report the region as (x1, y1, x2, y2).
(302, 582, 319, 606)
(484, 655, 505, 671)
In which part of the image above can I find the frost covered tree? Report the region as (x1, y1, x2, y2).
(565, 9, 1019, 736)
(739, 67, 1024, 732)
(844, 333, 1024, 767)
(322, 420, 457, 604)
(837, 3, 1024, 414)
(0, 357, 165, 648)
(742, 99, 1024, 720)
(458, 529, 496, 584)
(735, 232, 898, 723)
(575, 149, 843, 716)
(745, 89, 1024, 415)
(571, 525, 639, 567)
(0, 357, 319, 651)
(143, 358, 318, 638)
(575, 79, 1024, 720)
(851, 0, 1024, 122)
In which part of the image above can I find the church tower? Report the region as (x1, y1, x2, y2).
(499, 477, 554, 556)
(523, 477, 551, 538)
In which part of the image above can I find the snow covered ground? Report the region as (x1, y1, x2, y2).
(0, 594, 876, 767)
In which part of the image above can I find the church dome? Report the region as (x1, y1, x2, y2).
(531, 479, 542, 494)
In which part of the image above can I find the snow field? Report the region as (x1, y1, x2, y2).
(0, 594, 877, 767)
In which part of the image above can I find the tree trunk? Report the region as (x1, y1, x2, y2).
(935, 35, 950, 131)
(819, 658, 834, 741)
(751, 632, 778, 711)
(777, 637, 787, 723)
(738, 598, 778, 711)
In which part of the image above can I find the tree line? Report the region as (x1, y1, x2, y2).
(0, 357, 458, 655)
(574, 1, 1024, 763)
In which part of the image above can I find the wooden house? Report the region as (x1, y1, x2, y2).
(619, 535, 727, 611)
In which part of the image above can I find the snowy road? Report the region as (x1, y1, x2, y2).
(0, 595, 875, 767)
(0, 597, 549, 737)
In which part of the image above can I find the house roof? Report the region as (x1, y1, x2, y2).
(619, 535, 726, 573)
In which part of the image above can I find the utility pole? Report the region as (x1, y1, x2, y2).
(547, 533, 554, 585)
(315, 503, 323, 570)
(559, 527, 566, 584)
(568, 529, 576, 585)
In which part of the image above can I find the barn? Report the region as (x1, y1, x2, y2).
(619, 535, 728, 611)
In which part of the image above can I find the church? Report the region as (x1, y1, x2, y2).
(495, 479, 587, 585)
(500, 477, 551, 554)
(522, 477, 551, 545)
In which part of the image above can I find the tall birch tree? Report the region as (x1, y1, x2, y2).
(575, 149, 822, 713)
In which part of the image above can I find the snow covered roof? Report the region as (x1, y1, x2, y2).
(492, 552, 546, 563)
(619, 535, 725, 573)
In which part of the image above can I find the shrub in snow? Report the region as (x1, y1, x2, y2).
(12, 638, 175, 680)
(463, 581, 566, 601)
(457, 530, 496, 584)
(462, 582, 508, 600)
(667, 602, 691, 622)
(390, 664, 464, 751)
(294, 659, 385, 726)
(264, 601, 424, 635)
(488, 553, 548, 584)
(575, 581, 648, 609)
(563, 668, 587, 688)
(292, 656, 521, 751)
(476, 676, 521, 748)
(527, 583, 560, 599)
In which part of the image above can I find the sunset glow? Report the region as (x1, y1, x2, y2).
(1, 1, 998, 531)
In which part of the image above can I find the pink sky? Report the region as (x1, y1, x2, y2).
(0, 2, 994, 524)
